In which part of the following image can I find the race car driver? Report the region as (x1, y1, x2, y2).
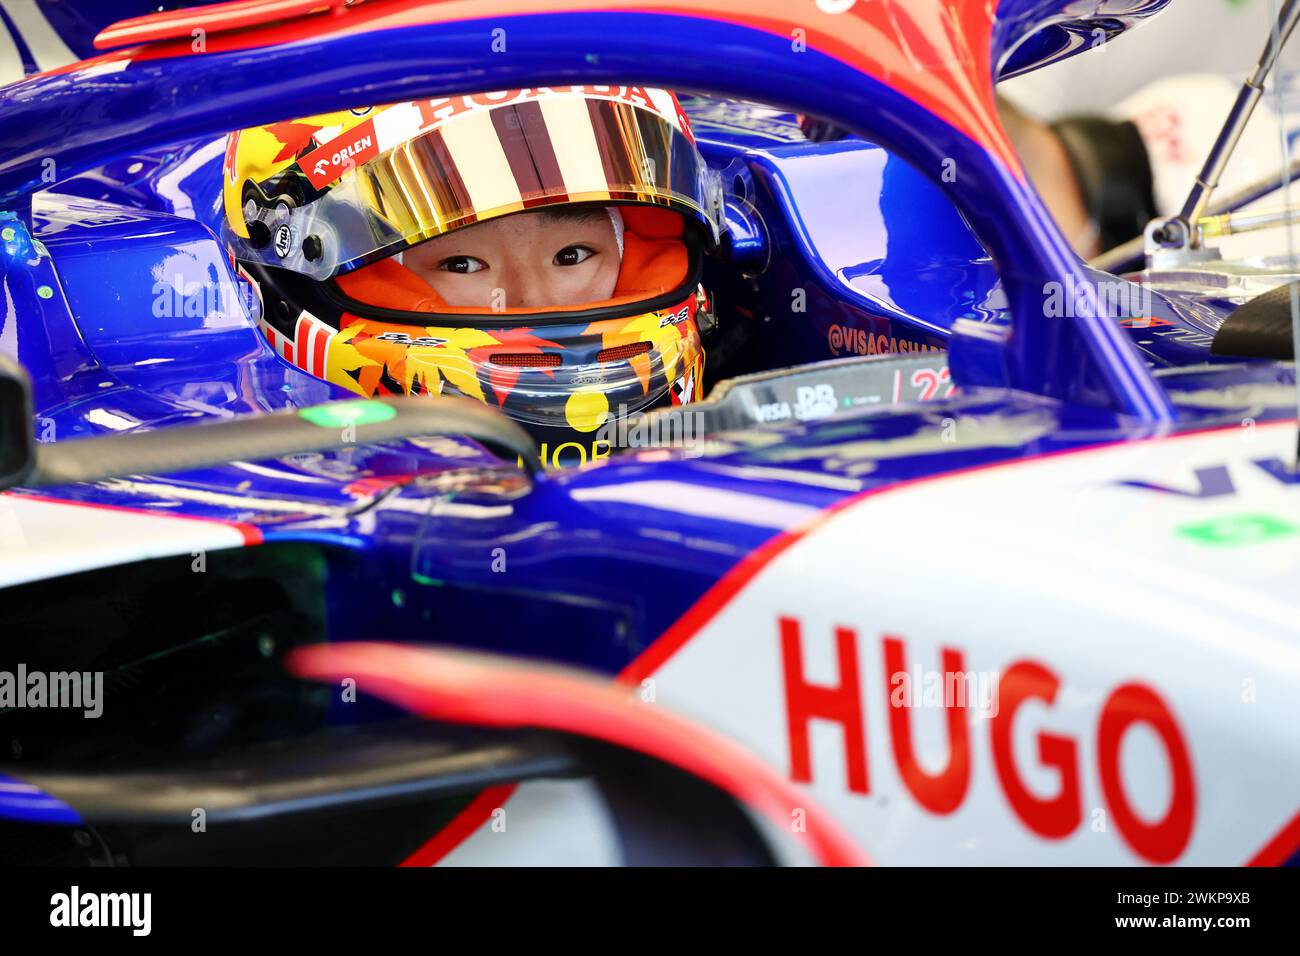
(221, 86, 725, 468)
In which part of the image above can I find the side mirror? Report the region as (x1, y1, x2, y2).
(0, 353, 35, 491)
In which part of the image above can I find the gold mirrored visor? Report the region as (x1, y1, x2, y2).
(230, 94, 725, 280)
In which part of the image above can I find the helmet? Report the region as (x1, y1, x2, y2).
(222, 87, 724, 468)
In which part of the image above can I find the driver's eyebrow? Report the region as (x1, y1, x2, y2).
(539, 206, 609, 225)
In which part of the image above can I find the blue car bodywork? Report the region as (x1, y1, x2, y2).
(1, 0, 1298, 866)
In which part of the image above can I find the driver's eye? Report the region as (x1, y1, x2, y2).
(554, 245, 595, 267)
(438, 255, 487, 274)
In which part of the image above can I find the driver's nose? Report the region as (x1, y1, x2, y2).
(497, 265, 550, 311)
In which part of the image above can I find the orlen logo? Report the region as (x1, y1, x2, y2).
(779, 616, 1196, 863)
(305, 133, 377, 187)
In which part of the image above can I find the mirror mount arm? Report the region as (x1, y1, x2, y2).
(0, 389, 542, 493)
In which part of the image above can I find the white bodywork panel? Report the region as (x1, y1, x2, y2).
(0, 494, 248, 588)
(650, 420, 1300, 864)
(448, 420, 1300, 865)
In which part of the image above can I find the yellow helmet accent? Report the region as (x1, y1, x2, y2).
(221, 107, 378, 240)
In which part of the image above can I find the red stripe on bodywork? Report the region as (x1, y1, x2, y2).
(396, 419, 1300, 866)
(94, 0, 340, 49)
(400, 784, 518, 867)
(1247, 810, 1300, 866)
(614, 418, 1300, 867)
(74, 0, 1016, 176)
(619, 419, 1300, 686)
(287, 642, 870, 867)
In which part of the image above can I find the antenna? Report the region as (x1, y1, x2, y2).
(1149, 0, 1300, 254)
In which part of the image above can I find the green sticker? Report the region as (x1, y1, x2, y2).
(298, 400, 396, 429)
(1177, 513, 1299, 547)
(36, 285, 53, 299)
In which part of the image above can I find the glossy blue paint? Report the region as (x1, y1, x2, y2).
(2, 0, 1297, 868)
(0, 772, 82, 825)
(30, 0, 177, 62)
(995, 0, 1172, 79)
(1, 199, 343, 442)
(697, 125, 992, 372)
(690, 105, 1234, 376)
(35, 95, 1232, 384)
(15, 365, 1294, 681)
(0, 0, 1288, 678)
(24, 0, 1174, 82)
(0, 5, 1173, 420)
